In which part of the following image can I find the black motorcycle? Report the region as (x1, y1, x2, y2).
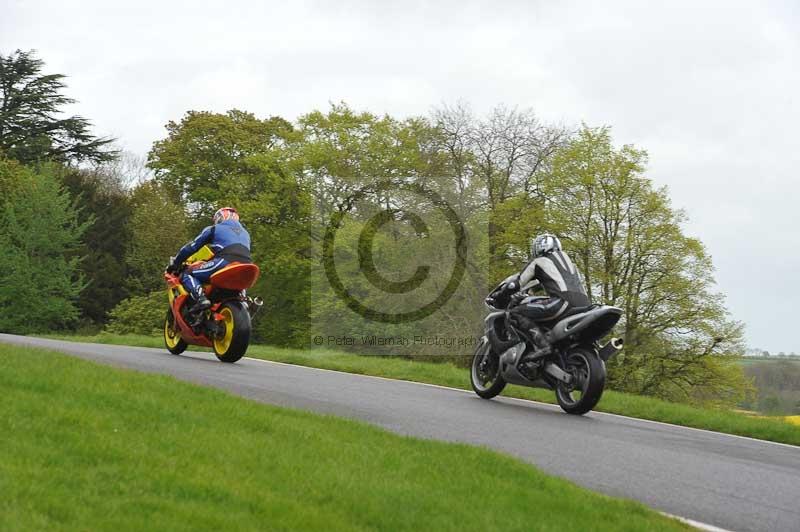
(470, 275, 624, 415)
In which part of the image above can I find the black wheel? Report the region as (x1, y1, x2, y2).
(555, 347, 606, 415)
(164, 310, 187, 355)
(212, 301, 251, 363)
(470, 336, 507, 399)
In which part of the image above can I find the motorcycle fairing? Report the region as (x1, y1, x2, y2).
(164, 272, 215, 347)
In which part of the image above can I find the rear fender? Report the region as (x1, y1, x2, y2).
(548, 306, 622, 344)
(210, 263, 260, 290)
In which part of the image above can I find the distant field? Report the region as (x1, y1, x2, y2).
(737, 357, 800, 366)
(737, 357, 800, 416)
(0, 343, 688, 531)
(43, 333, 800, 446)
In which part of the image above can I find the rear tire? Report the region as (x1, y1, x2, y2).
(555, 347, 605, 415)
(164, 310, 187, 355)
(213, 301, 251, 363)
(470, 336, 507, 399)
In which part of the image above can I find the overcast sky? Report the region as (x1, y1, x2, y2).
(3, 0, 798, 352)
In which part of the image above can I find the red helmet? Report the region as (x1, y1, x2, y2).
(213, 207, 239, 224)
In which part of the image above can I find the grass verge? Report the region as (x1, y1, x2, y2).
(0, 343, 687, 531)
(44, 332, 800, 447)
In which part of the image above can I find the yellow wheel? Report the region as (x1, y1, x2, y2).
(213, 307, 234, 354)
(164, 310, 187, 355)
(213, 301, 250, 363)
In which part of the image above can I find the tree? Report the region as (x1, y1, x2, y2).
(125, 181, 189, 294)
(431, 103, 568, 278)
(104, 151, 152, 188)
(298, 103, 443, 227)
(59, 166, 132, 323)
(0, 50, 115, 165)
(0, 159, 89, 332)
(148, 109, 295, 216)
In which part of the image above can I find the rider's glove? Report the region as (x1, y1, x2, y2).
(165, 262, 179, 275)
(509, 291, 527, 307)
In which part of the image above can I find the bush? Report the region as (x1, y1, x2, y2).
(106, 291, 167, 335)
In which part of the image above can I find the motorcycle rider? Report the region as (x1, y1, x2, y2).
(502, 234, 591, 358)
(166, 207, 252, 315)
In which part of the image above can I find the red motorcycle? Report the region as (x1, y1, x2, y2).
(163, 258, 263, 363)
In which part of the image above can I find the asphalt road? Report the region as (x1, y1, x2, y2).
(2, 334, 799, 532)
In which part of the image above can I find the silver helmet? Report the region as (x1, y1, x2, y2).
(531, 234, 562, 258)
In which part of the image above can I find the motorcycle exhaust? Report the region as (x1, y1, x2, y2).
(247, 296, 264, 318)
(599, 338, 624, 362)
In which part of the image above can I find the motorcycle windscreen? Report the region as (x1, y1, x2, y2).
(210, 263, 261, 290)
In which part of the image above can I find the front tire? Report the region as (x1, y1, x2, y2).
(470, 336, 507, 399)
(555, 347, 606, 415)
(164, 310, 187, 355)
(213, 301, 251, 363)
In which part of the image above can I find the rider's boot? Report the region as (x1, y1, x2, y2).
(191, 294, 211, 313)
(188, 290, 211, 326)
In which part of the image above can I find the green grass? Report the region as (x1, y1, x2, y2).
(45, 332, 800, 447)
(0, 343, 687, 532)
